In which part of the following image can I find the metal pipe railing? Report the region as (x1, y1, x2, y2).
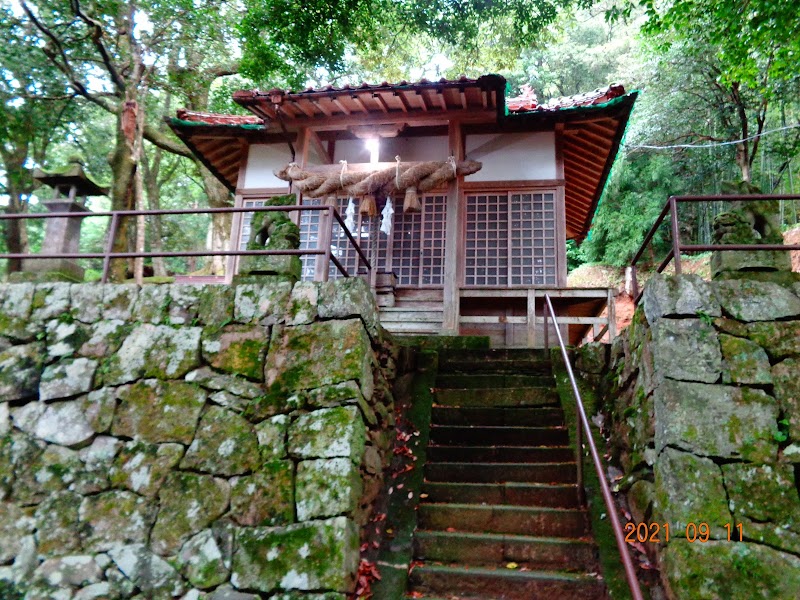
(0, 204, 371, 284)
(629, 194, 800, 304)
(543, 294, 644, 600)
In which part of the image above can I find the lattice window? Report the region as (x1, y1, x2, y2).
(465, 194, 509, 286)
(391, 195, 446, 287)
(465, 190, 558, 287)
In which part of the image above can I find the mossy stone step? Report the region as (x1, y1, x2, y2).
(435, 373, 554, 389)
(431, 406, 564, 427)
(422, 481, 580, 508)
(434, 387, 559, 407)
(426, 445, 574, 464)
(418, 503, 589, 537)
(408, 564, 606, 600)
(413, 530, 599, 571)
(424, 461, 577, 484)
(438, 359, 553, 376)
(429, 425, 568, 446)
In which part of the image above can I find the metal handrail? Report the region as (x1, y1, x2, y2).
(0, 204, 371, 284)
(629, 194, 800, 302)
(542, 294, 644, 600)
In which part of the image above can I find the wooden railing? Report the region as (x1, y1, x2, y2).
(0, 205, 371, 284)
(459, 287, 616, 347)
(630, 194, 800, 302)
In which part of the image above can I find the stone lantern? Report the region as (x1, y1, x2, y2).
(22, 163, 108, 282)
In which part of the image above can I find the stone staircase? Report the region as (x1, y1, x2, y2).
(407, 349, 607, 600)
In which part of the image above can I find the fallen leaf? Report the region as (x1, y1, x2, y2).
(419, 493, 429, 499)
(506, 562, 519, 570)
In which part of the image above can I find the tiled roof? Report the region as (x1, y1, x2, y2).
(507, 84, 626, 113)
(175, 109, 262, 126)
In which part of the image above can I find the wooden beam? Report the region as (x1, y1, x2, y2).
(460, 89, 468, 110)
(294, 100, 316, 119)
(555, 123, 565, 180)
(297, 127, 312, 168)
(373, 93, 390, 113)
(563, 148, 606, 176)
(566, 131, 611, 155)
(394, 91, 410, 113)
(436, 90, 447, 111)
(351, 95, 369, 114)
(308, 130, 332, 164)
(577, 127, 614, 148)
(331, 97, 351, 115)
(416, 90, 429, 112)
(276, 108, 493, 132)
(310, 99, 332, 117)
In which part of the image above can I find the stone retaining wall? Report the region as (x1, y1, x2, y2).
(580, 273, 800, 598)
(0, 278, 396, 600)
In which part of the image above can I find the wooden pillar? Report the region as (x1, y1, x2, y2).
(442, 120, 464, 334)
(554, 123, 568, 287)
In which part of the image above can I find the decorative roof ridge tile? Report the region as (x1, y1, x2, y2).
(175, 109, 263, 126)
(507, 84, 626, 113)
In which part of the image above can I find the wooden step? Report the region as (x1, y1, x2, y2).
(380, 308, 444, 322)
(422, 481, 580, 508)
(438, 350, 552, 374)
(426, 445, 574, 464)
(418, 503, 589, 537)
(424, 462, 577, 484)
(434, 387, 559, 407)
(408, 564, 606, 600)
(414, 530, 599, 571)
(382, 322, 442, 334)
(429, 425, 569, 446)
(436, 373, 554, 389)
(431, 406, 564, 427)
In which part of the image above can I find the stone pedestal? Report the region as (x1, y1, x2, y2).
(23, 200, 91, 282)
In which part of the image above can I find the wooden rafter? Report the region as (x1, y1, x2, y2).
(416, 90, 429, 112)
(373, 93, 390, 113)
(351, 95, 369, 114)
(394, 91, 410, 113)
(332, 97, 351, 115)
(310, 99, 332, 117)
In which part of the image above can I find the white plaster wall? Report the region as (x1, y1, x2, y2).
(465, 132, 556, 181)
(243, 144, 293, 189)
(379, 136, 449, 162)
(332, 136, 449, 164)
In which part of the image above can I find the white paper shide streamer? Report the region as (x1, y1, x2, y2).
(344, 197, 356, 232)
(380, 197, 394, 236)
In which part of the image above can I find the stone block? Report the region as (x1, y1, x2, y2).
(719, 333, 772, 385)
(653, 447, 731, 538)
(643, 273, 720, 325)
(662, 540, 800, 599)
(233, 283, 292, 324)
(651, 318, 721, 383)
(654, 379, 777, 462)
(80, 388, 117, 434)
(164, 284, 203, 325)
(575, 342, 608, 375)
(178, 529, 230, 589)
(151, 472, 230, 555)
(0, 342, 44, 401)
(265, 319, 374, 401)
(722, 462, 800, 554)
(230, 461, 294, 526)
(287, 281, 319, 326)
(102, 324, 201, 385)
(70, 284, 104, 323)
(110, 441, 184, 497)
(0, 503, 35, 563)
(78, 319, 129, 359)
(747, 320, 800, 360)
(131, 284, 171, 323)
(34, 492, 84, 556)
(39, 358, 98, 401)
(181, 406, 261, 476)
(773, 359, 800, 441)
(45, 319, 90, 359)
(108, 544, 185, 598)
(30, 283, 72, 321)
(14, 399, 95, 447)
(79, 490, 156, 552)
(196, 285, 235, 326)
(255, 415, 289, 461)
(102, 285, 138, 320)
(32, 555, 103, 588)
(295, 458, 362, 521)
(288, 406, 366, 461)
(231, 516, 359, 593)
(12, 443, 82, 504)
(714, 280, 800, 321)
(185, 367, 265, 399)
(201, 324, 269, 381)
(112, 380, 206, 444)
(317, 278, 380, 340)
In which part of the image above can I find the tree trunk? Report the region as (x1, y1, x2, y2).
(1, 150, 32, 274)
(141, 149, 168, 277)
(108, 103, 138, 281)
(200, 166, 233, 275)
